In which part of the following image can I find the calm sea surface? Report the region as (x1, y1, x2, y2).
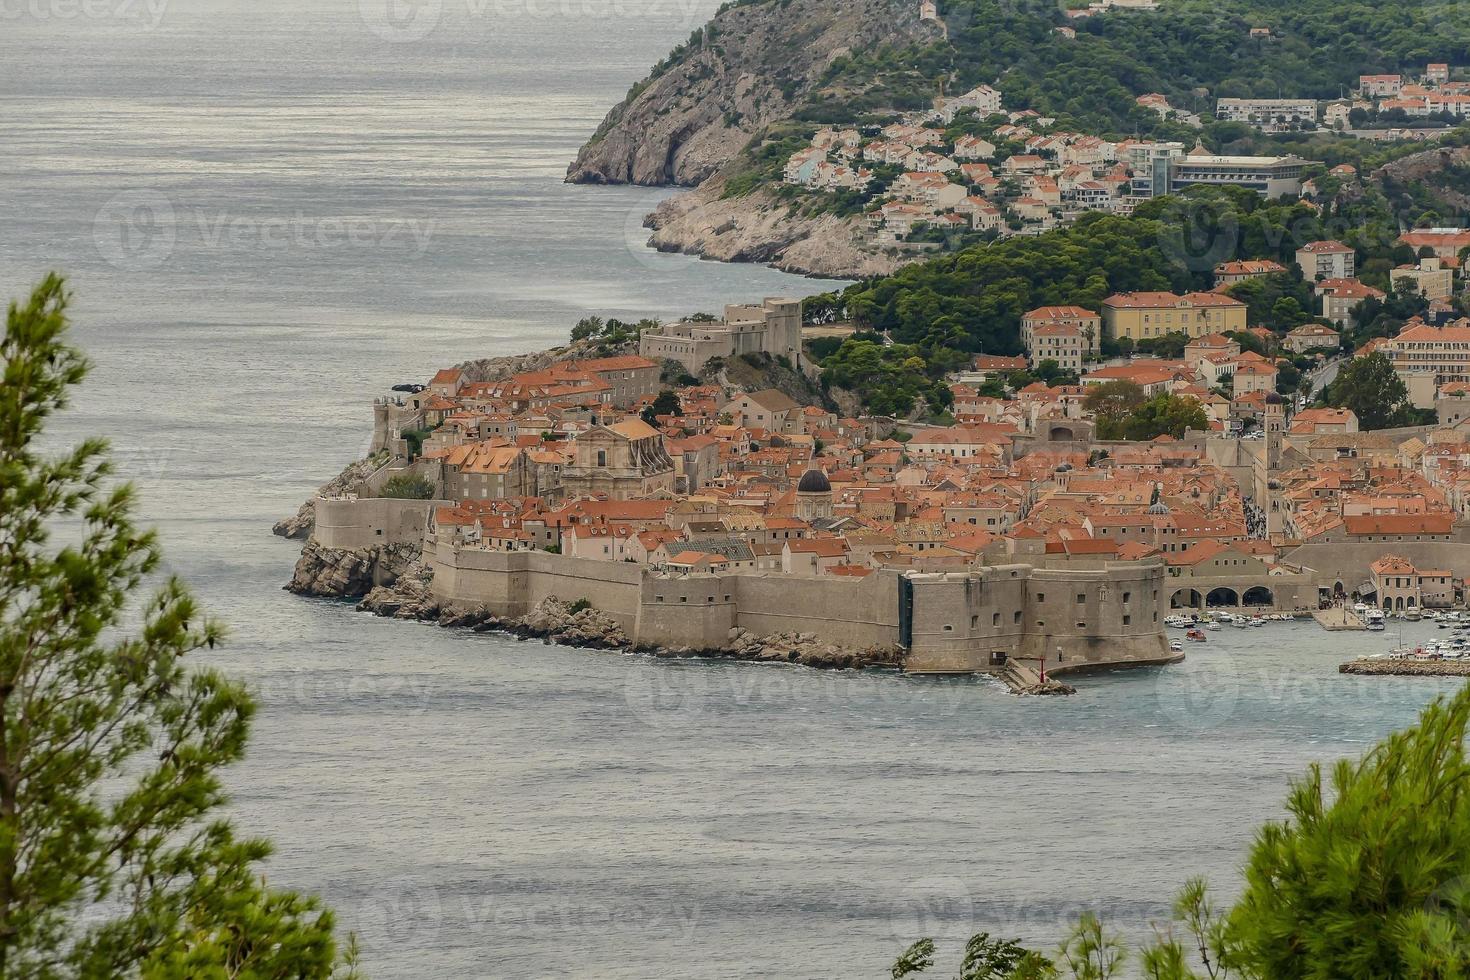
(0, 3, 1462, 976)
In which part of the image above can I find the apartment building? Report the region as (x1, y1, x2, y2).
(1101, 291, 1249, 341)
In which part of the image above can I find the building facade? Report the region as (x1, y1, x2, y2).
(639, 298, 803, 375)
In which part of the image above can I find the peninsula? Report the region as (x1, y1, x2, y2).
(283, 232, 1470, 683)
(570, 0, 1470, 278)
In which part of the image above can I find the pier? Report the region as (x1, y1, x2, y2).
(998, 660, 1076, 696)
(1313, 608, 1366, 631)
(1340, 659, 1470, 677)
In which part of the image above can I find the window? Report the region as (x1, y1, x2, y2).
(944, 625, 953, 632)
(971, 615, 979, 629)
(596, 450, 607, 467)
(1123, 615, 1131, 626)
(1122, 591, 1130, 603)
(992, 612, 1000, 627)
(1013, 611, 1022, 624)
(679, 596, 687, 603)
(1077, 594, 1086, 604)
(1036, 593, 1045, 602)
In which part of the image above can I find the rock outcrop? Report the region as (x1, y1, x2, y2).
(644, 181, 906, 279)
(1374, 145, 1470, 214)
(272, 455, 387, 539)
(695, 627, 905, 670)
(567, 0, 933, 187)
(350, 583, 903, 670)
(286, 541, 419, 598)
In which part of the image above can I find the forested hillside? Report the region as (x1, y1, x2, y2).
(818, 0, 1470, 133)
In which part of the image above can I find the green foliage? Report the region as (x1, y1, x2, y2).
(570, 315, 660, 353)
(566, 598, 592, 615)
(380, 473, 435, 499)
(892, 938, 936, 979)
(958, 933, 1053, 980)
(843, 212, 1180, 356)
(1134, 332, 1191, 361)
(722, 129, 816, 198)
(1325, 352, 1414, 430)
(817, 0, 1470, 142)
(1082, 380, 1145, 434)
(401, 425, 435, 458)
(1223, 685, 1470, 978)
(1226, 273, 1319, 335)
(805, 335, 846, 363)
(1091, 389, 1208, 441)
(641, 390, 683, 424)
(0, 276, 353, 977)
(821, 339, 952, 418)
(801, 292, 846, 325)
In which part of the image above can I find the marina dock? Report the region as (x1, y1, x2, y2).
(1313, 608, 1366, 631)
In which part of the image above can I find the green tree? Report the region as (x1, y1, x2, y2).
(1219, 685, 1470, 978)
(641, 389, 683, 424)
(380, 473, 436, 499)
(0, 276, 354, 977)
(570, 315, 604, 343)
(1122, 394, 1209, 441)
(1326, 352, 1413, 430)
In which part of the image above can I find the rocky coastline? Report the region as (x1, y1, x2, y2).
(288, 539, 905, 670)
(565, 0, 925, 188)
(644, 181, 906, 280)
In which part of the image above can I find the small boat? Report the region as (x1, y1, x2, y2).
(1204, 621, 1221, 631)
(1169, 639, 1184, 652)
(1232, 617, 1250, 628)
(1249, 616, 1265, 627)
(1186, 628, 1207, 642)
(1405, 608, 1422, 621)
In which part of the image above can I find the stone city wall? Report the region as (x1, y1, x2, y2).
(423, 539, 1176, 675)
(313, 496, 447, 551)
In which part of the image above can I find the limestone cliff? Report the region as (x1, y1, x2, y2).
(1374, 145, 1470, 215)
(567, 0, 934, 187)
(644, 179, 906, 279)
(286, 540, 419, 598)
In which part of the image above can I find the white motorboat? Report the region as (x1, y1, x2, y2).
(1204, 621, 1221, 631)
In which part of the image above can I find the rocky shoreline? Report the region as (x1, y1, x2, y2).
(288, 540, 905, 670)
(1339, 659, 1470, 677)
(644, 181, 907, 280)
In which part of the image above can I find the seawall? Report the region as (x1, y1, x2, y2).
(423, 536, 1177, 675)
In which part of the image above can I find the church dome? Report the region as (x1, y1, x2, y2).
(1264, 392, 1285, 405)
(797, 468, 831, 493)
